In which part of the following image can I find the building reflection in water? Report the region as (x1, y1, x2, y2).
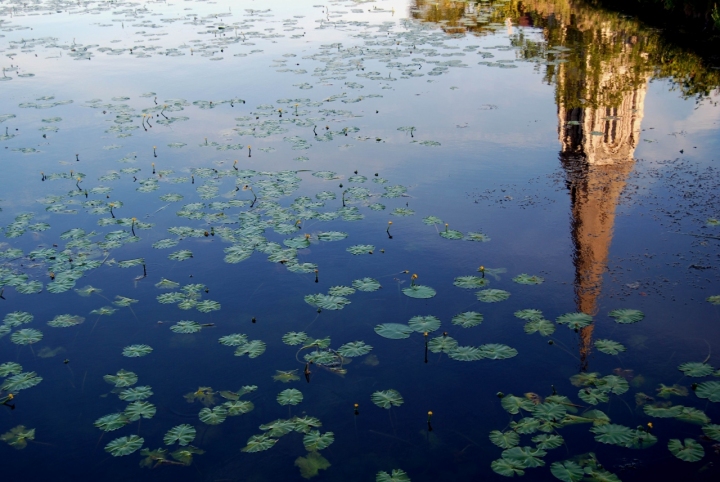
(411, 0, 663, 370)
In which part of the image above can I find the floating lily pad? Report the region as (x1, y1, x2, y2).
(549, 461, 584, 482)
(408, 315, 441, 333)
(591, 424, 634, 445)
(303, 430, 334, 451)
(422, 216, 443, 225)
(337, 341, 372, 357)
(10, 329, 43, 345)
(352, 278, 381, 292)
(451, 312, 483, 328)
(199, 406, 228, 425)
(235, 340, 266, 358)
(242, 434, 277, 453)
(476, 289, 510, 303)
(347, 244, 374, 255)
(449, 346, 484, 361)
(695, 381, 720, 402)
(376, 469, 411, 482)
(371, 389, 404, 409)
(514, 309, 544, 321)
(277, 388, 303, 406)
(491, 458, 525, 477)
(668, 438, 704, 462)
(317, 231, 347, 241)
(164, 424, 196, 446)
(439, 229, 464, 240)
(125, 401, 156, 421)
(282, 332, 307, 346)
(402, 285, 436, 299)
(479, 344, 517, 359)
(453, 276, 489, 289)
(170, 321, 202, 334)
(119, 386, 153, 401)
(678, 362, 714, 377)
(532, 434, 564, 450)
(524, 319, 555, 336)
(105, 435, 144, 457)
(556, 312, 593, 330)
(513, 274, 544, 285)
(595, 339, 626, 356)
(501, 446, 546, 468)
(489, 430, 520, 449)
(328, 286, 356, 296)
(104, 369, 137, 388)
(122, 345, 152, 357)
(304, 294, 351, 310)
(427, 335, 459, 353)
(94, 413, 129, 432)
(375, 324, 413, 339)
(608, 309, 644, 324)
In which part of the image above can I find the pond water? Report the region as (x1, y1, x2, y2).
(1, 0, 720, 480)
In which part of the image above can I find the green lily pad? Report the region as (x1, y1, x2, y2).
(476, 289, 510, 302)
(591, 424, 634, 445)
(453, 276, 489, 289)
(105, 435, 144, 457)
(376, 469, 411, 482)
(678, 362, 714, 377)
(337, 341, 372, 357)
(512, 274, 544, 285)
(303, 430, 334, 451)
(224, 400, 254, 416)
(219, 333, 248, 346)
(199, 406, 228, 425)
(549, 461, 584, 482)
(510, 418, 540, 434)
(347, 244, 374, 255)
(644, 404, 683, 418)
(451, 311, 483, 328)
(104, 369, 137, 388)
(695, 381, 720, 402)
(282, 332, 308, 345)
(702, 424, 720, 441)
(375, 323, 415, 340)
(578, 388, 609, 405)
(352, 277, 381, 292)
(164, 424, 196, 446)
(277, 388, 303, 406)
(94, 413, 129, 432)
(501, 395, 535, 414)
(422, 216, 443, 225)
(449, 346, 484, 361)
(427, 335, 459, 353)
(118, 386, 153, 401)
(623, 429, 657, 449)
(408, 315, 441, 333)
(328, 286, 356, 296)
(122, 344, 152, 357)
(532, 434, 563, 450)
(466, 232, 490, 242)
(594, 339, 626, 356)
(242, 434, 277, 453)
(440, 229, 464, 240)
(169, 250, 193, 261)
(556, 312, 593, 330)
(501, 446, 546, 468)
(608, 309, 644, 324)
(402, 285, 437, 299)
(305, 294, 351, 310)
(675, 407, 710, 424)
(1, 372, 42, 392)
(532, 403, 567, 422)
(10, 329, 43, 345)
(234, 340, 266, 358)
(524, 319, 555, 336)
(371, 389, 404, 409)
(124, 401, 156, 421)
(3, 311, 33, 327)
(0, 362, 22, 377)
(491, 458, 525, 477)
(478, 344, 517, 359)
(488, 430, 519, 450)
(668, 438, 704, 462)
(170, 321, 202, 334)
(317, 231, 348, 241)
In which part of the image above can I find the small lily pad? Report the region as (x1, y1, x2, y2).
(476, 289, 510, 303)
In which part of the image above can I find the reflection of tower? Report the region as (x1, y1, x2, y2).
(557, 54, 648, 370)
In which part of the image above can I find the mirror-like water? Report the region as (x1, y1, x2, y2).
(1, 0, 720, 480)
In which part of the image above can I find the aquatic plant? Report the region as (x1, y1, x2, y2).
(295, 451, 331, 479)
(105, 435, 144, 457)
(668, 438, 704, 462)
(164, 424, 196, 446)
(608, 309, 644, 324)
(476, 289, 510, 303)
(0, 425, 35, 450)
(371, 389, 404, 409)
(376, 469, 410, 482)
